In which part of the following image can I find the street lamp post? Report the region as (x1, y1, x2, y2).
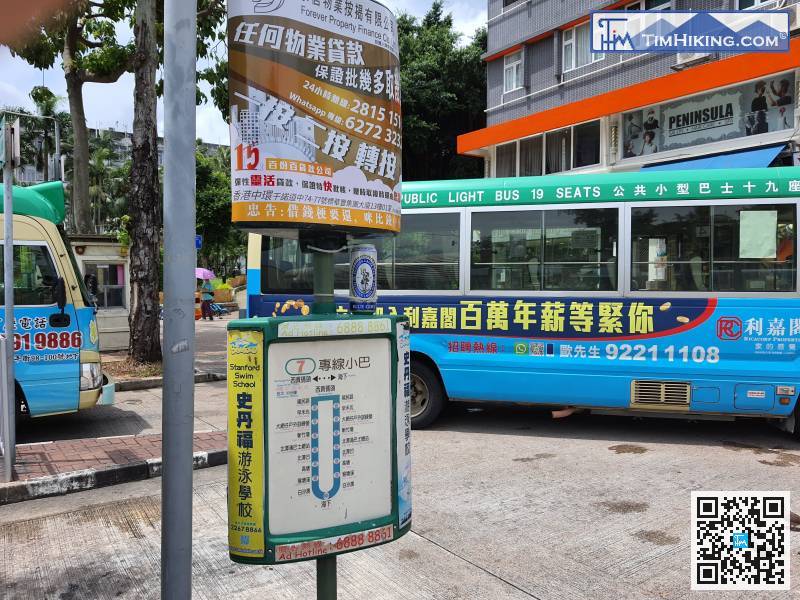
(161, 0, 198, 597)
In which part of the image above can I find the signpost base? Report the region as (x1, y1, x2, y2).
(317, 555, 337, 600)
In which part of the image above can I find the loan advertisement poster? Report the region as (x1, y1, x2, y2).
(228, 0, 402, 233)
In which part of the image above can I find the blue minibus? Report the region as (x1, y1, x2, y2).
(243, 167, 800, 437)
(2, 182, 114, 420)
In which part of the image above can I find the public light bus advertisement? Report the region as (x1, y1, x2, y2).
(244, 167, 800, 436)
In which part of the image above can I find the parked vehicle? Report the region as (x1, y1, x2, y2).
(2, 181, 114, 419)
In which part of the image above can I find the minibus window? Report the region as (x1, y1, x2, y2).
(0, 244, 60, 306)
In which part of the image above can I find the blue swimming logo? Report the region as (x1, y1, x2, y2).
(229, 336, 259, 355)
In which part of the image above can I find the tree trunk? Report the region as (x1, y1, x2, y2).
(128, 0, 162, 363)
(65, 73, 91, 232)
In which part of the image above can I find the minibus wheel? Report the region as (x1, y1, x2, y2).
(410, 361, 445, 429)
(15, 383, 29, 422)
(793, 400, 800, 440)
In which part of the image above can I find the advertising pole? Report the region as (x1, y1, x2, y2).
(225, 4, 407, 599)
(161, 0, 197, 597)
(1, 121, 15, 483)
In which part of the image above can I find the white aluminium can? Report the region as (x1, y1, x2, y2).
(349, 244, 378, 314)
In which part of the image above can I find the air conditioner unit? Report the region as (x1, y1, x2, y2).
(788, 3, 800, 32)
(673, 52, 710, 69)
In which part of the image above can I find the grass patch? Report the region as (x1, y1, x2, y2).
(103, 359, 163, 381)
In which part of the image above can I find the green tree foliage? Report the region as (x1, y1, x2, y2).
(399, 2, 486, 181)
(29, 86, 63, 182)
(8, 0, 136, 233)
(196, 146, 245, 279)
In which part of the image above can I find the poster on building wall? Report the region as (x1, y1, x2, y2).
(228, 0, 402, 234)
(622, 71, 795, 159)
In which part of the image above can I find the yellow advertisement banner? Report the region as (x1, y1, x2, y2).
(227, 329, 265, 558)
(232, 200, 399, 230)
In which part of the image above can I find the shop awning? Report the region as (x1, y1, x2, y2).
(642, 144, 786, 172)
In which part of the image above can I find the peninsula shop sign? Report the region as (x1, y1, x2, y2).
(622, 71, 795, 158)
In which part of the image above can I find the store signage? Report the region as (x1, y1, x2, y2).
(592, 11, 790, 53)
(228, 0, 402, 234)
(226, 315, 412, 565)
(622, 71, 795, 157)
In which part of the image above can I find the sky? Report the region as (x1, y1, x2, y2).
(0, 0, 486, 146)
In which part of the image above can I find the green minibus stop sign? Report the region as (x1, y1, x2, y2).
(226, 314, 412, 566)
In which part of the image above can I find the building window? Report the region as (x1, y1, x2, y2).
(573, 121, 601, 168)
(631, 204, 796, 292)
(545, 128, 571, 174)
(520, 136, 543, 177)
(738, 0, 770, 8)
(503, 50, 523, 93)
(625, 0, 671, 10)
(563, 22, 603, 72)
(496, 142, 518, 177)
(84, 263, 126, 309)
(502, 0, 525, 10)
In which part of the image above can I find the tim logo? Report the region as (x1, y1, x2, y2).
(717, 317, 742, 341)
(596, 16, 635, 51)
(252, 0, 285, 13)
(592, 11, 790, 54)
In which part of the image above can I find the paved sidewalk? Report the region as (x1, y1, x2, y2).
(16, 380, 227, 444)
(14, 431, 226, 480)
(1, 430, 227, 505)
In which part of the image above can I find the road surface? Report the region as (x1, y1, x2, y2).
(3, 405, 798, 599)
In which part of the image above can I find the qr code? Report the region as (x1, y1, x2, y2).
(692, 491, 790, 590)
(529, 342, 544, 356)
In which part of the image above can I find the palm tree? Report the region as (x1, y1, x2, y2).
(88, 147, 112, 233)
(29, 86, 63, 182)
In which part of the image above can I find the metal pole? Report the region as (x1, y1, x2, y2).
(312, 245, 337, 597)
(316, 555, 337, 600)
(162, 0, 197, 597)
(54, 120, 61, 183)
(312, 250, 336, 315)
(1, 121, 15, 483)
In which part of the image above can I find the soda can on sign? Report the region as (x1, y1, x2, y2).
(349, 244, 377, 314)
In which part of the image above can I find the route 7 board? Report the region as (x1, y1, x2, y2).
(227, 314, 412, 564)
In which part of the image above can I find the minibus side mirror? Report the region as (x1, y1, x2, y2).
(55, 277, 66, 312)
(49, 278, 71, 328)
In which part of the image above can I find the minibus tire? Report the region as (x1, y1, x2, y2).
(410, 361, 445, 429)
(15, 383, 28, 422)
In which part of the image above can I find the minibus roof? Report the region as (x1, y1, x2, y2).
(2, 181, 66, 225)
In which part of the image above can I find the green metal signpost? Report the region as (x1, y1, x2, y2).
(226, 299, 413, 598)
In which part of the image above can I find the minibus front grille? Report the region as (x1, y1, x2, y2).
(630, 381, 691, 411)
